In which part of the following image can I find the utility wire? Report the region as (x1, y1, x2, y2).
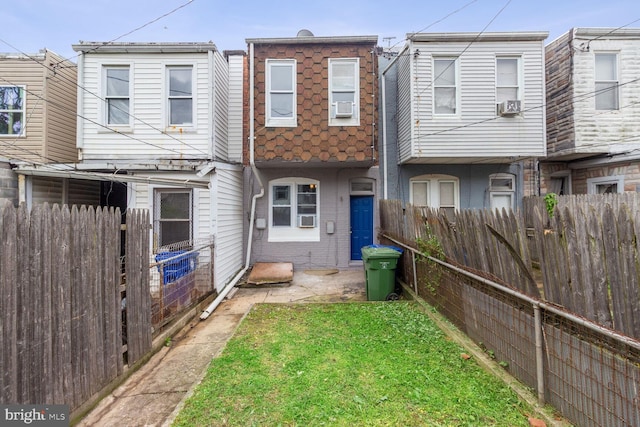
(0, 39, 211, 157)
(55, 0, 196, 64)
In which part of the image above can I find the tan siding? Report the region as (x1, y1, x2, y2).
(67, 178, 101, 207)
(31, 176, 64, 205)
(43, 50, 78, 163)
(0, 56, 46, 163)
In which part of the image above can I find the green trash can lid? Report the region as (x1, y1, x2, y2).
(361, 245, 402, 259)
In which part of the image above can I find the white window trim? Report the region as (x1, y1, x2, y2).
(165, 64, 196, 130)
(153, 187, 195, 251)
(409, 174, 460, 212)
(489, 173, 516, 210)
(587, 175, 624, 194)
(329, 58, 360, 126)
(495, 56, 522, 103)
(268, 177, 320, 242)
(432, 57, 459, 117)
(266, 59, 297, 128)
(594, 52, 620, 111)
(0, 85, 26, 137)
(101, 64, 133, 130)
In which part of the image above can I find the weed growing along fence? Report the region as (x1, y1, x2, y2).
(379, 198, 640, 427)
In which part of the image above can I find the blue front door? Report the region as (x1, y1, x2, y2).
(350, 196, 373, 260)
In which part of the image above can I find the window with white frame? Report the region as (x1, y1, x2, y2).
(266, 59, 296, 127)
(0, 85, 25, 136)
(410, 174, 459, 219)
(489, 173, 515, 211)
(167, 66, 193, 125)
(433, 58, 458, 115)
(154, 189, 193, 249)
(329, 58, 359, 125)
(496, 57, 520, 103)
(587, 175, 623, 194)
(595, 53, 619, 110)
(269, 178, 319, 242)
(104, 66, 130, 125)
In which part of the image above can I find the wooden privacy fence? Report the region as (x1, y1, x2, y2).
(0, 201, 150, 412)
(379, 198, 640, 427)
(381, 196, 640, 340)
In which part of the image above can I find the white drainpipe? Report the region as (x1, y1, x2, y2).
(201, 43, 264, 320)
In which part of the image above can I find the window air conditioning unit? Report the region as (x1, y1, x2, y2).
(298, 214, 316, 228)
(335, 101, 354, 118)
(498, 100, 521, 116)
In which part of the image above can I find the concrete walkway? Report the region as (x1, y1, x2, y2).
(76, 269, 366, 427)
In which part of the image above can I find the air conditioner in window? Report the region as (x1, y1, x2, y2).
(498, 100, 521, 116)
(335, 101, 354, 118)
(297, 214, 316, 228)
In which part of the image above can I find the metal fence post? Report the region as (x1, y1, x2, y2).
(534, 303, 545, 405)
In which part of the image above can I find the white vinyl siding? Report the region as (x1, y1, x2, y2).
(78, 52, 222, 160)
(212, 167, 244, 290)
(227, 54, 244, 163)
(397, 37, 546, 163)
(213, 51, 229, 161)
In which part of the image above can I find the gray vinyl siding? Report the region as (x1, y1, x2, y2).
(212, 166, 243, 290)
(67, 179, 101, 207)
(397, 37, 547, 162)
(31, 176, 64, 206)
(227, 54, 244, 163)
(396, 51, 413, 163)
(78, 52, 214, 160)
(213, 50, 229, 161)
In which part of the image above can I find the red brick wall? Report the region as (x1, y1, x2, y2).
(245, 42, 378, 165)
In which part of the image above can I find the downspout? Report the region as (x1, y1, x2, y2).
(76, 51, 84, 161)
(381, 64, 388, 199)
(201, 42, 264, 320)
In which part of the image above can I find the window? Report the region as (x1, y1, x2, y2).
(266, 59, 296, 127)
(329, 58, 359, 125)
(587, 176, 623, 194)
(433, 58, 457, 115)
(496, 57, 520, 103)
(595, 53, 619, 110)
(410, 174, 459, 219)
(489, 173, 515, 211)
(105, 67, 130, 125)
(269, 178, 319, 242)
(154, 189, 193, 248)
(168, 67, 193, 125)
(0, 85, 25, 136)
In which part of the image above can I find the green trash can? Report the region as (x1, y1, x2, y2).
(361, 245, 402, 301)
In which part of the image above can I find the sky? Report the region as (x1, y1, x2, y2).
(3, 0, 640, 62)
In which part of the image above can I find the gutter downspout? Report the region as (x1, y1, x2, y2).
(201, 42, 264, 320)
(381, 64, 388, 199)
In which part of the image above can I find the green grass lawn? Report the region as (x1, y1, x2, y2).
(173, 302, 535, 426)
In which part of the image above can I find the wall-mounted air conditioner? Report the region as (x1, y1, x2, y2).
(297, 214, 316, 228)
(498, 100, 521, 116)
(335, 101, 354, 118)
